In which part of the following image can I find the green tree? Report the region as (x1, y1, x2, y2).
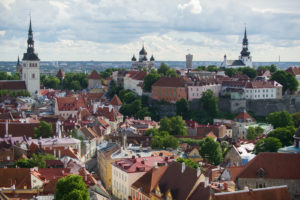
(240, 67, 257, 78)
(34, 121, 53, 139)
(40, 74, 46, 85)
(195, 66, 206, 71)
(176, 98, 190, 120)
(177, 158, 201, 169)
(267, 111, 294, 128)
(143, 70, 160, 91)
(200, 137, 223, 165)
(254, 137, 282, 154)
(136, 107, 151, 120)
(267, 126, 295, 147)
(123, 92, 136, 104)
(157, 63, 170, 76)
(166, 69, 178, 77)
(207, 65, 219, 72)
(55, 175, 89, 200)
(63, 73, 88, 91)
(159, 116, 187, 136)
(225, 68, 238, 77)
(246, 126, 264, 140)
(271, 70, 298, 94)
(15, 153, 56, 168)
(151, 131, 178, 150)
(201, 89, 218, 118)
(292, 112, 300, 127)
(43, 76, 60, 89)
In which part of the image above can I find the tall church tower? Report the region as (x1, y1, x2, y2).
(22, 18, 40, 95)
(239, 27, 253, 67)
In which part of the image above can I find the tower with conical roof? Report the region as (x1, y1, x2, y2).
(239, 27, 253, 68)
(16, 56, 22, 74)
(21, 17, 40, 95)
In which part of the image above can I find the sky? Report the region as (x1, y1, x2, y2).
(0, 0, 300, 61)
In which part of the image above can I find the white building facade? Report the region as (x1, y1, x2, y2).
(21, 18, 40, 95)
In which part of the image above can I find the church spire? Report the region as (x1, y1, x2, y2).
(23, 17, 39, 61)
(17, 56, 20, 65)
(28, 17, 32, 36)
(240, 26, 250, 57)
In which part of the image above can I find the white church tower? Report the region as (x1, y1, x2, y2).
(21, 18, 40, 96)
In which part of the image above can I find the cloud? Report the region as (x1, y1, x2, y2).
(178, 0, 202, 14)
(0, 0, 300, 61)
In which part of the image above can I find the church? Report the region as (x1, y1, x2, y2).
(19, 18, 40, 96)
(131, 45, 155, 70)
(220, 27, 253, 68)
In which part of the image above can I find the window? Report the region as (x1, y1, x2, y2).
(32, 73, 35, 79)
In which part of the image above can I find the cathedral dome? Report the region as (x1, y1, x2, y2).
(131, 55, 137, 61)
(139, 46, 147, 55)
(150, 55, 155, 61)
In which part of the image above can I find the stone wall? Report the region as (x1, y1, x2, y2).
(237, 178, 300, 200)
(219, 95, 300, 116)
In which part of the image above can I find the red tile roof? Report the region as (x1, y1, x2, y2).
(0, 122, 39, 138)
(96, 106, 122, 122)
(237, 152, 300, 179)
(126, 71, 147, 81)
(0, 80, 26, 90)
(154, 161, 210, 200)
(111, 94, 122, 106)
(112, 156, 174, 173)
(245, 81, 275, 89)
(88, 70, 101, 80)
(132, 165, 168, 196)
(286, 66, 300, 76)
(56, 69, 65, 78)
(152, 77, 187, 87)
(56, 96, 86, 111)
(234, 111, 255, 123)
(213, 185, 290, 200)
(0, 168, 31, 189)
(226, 166, 244, 181)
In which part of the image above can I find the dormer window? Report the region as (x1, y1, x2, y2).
(257, 168, 265, 178)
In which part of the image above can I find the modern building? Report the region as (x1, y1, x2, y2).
(221, 27, 253, 68)
(186, 53, 193, 70)
(131, 45, 155, 70)
(21, 18, 40, 95)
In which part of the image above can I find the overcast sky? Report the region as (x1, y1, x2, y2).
(0, 0, 300, 61)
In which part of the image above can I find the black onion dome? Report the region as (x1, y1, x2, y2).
(131, 55, 136, 61)
(150, 55, 155, 61)
(142, 56, 147, 61)
(139, 46, 147, 55)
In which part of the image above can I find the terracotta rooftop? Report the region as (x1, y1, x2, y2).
(237, 152, 300, 180)
(56, 69, 65, 78)
(234, 111, 255, 123)
(0, 168, 31, 189)
(245, 81, 275, 89)
(0, 80, 26, 90)
(213, 185, 290, 200)
(154, 161, 210, 200)
(152, 77, 187, 88)
(132, 166, 168, 196)
(88, 70, 101, 80)
(96, 106, 122, 122)
(126, 71, 147, 81)
(286, 66, 300, 76)
(110, 94, 122, 106)
(56, 96, 86, 111)
(112, 156, 174, 173)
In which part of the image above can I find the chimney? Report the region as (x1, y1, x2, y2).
(154, 162, 158, 169)
(84, 169, 87, 181)
(63, 157, 68, 168)
(181, 162, 186, 173)
(204, 177, 209, 188)
(58, 149, 61, 158)
(197, 167, 201, 177)
(62, 170, 64, 175)
(54, 149, 56, 157)
(5, 120, 8, 137)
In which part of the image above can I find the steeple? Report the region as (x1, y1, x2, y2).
(17, 56, 20, 65)
(23, 17, 39, 61)
(240, 26, 250, 57)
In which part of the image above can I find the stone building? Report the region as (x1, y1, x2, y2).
(88, 70, 102, 90)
